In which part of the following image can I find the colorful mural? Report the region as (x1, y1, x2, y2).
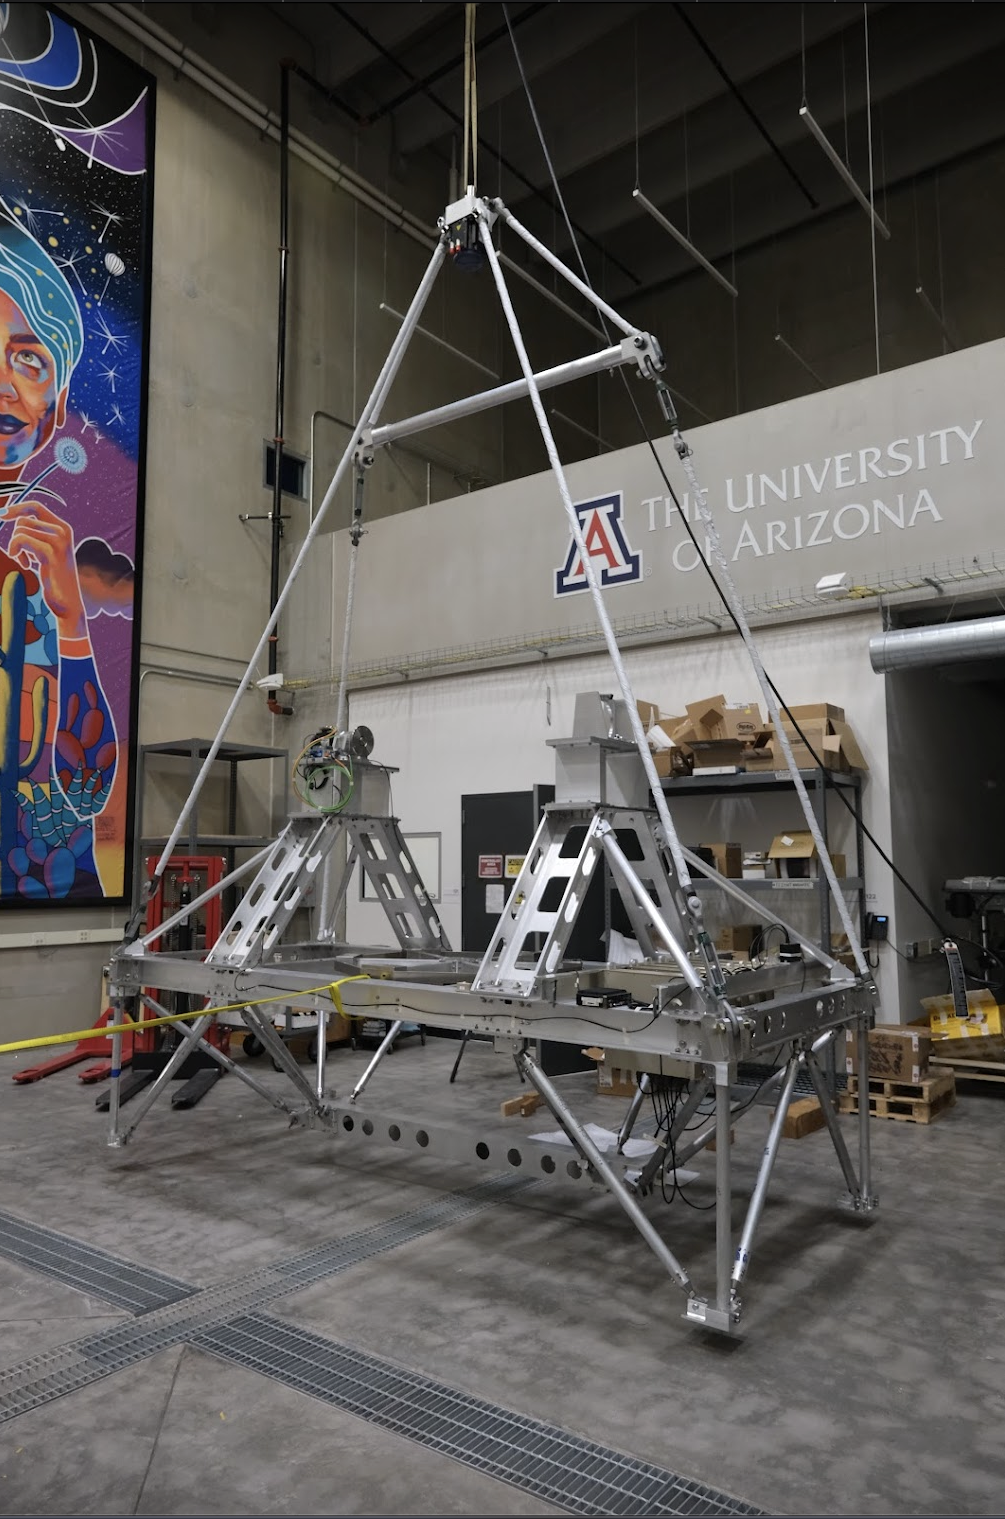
(0, 4, 152, 905)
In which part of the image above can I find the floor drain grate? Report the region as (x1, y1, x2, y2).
(0, 1211, 194, 1313)
(195, 1313, 764, 1518)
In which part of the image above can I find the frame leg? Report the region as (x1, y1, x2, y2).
(112, 1013, 215, 1145)
(731, 1056, 801, 1292)
(857, 1015, 876, 1205)
(807, 1045, 880, 1209)
(714, 1070, 733, 1319)
(616, 1072, 651, 1152)
(315, 1009, 328, 1100)
(518, 1048, 693, 1294)
(803, 1048, 862, 1199)
(350, 1020, 403, 1104)
(634, 1075, 712, 1192)
(241, 1006, 323, 1109)
(106, 997, 128, 1146)
(449, 1029, 471, 1084)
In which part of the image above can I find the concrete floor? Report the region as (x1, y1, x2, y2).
(1, 1033, 1004, 1517)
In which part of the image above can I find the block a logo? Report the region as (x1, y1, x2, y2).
(554, 492, 642, 596)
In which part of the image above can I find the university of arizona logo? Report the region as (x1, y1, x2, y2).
(554, 492, 642, 596)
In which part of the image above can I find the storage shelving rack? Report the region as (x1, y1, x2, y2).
(659, 766, 866, 953)
(132, 738, 290, 911)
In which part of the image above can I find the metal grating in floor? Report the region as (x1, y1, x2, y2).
(196, 1313, 765, 1518)
(0, 1176, 542, 1424)
(0, 1210, 194, 1313)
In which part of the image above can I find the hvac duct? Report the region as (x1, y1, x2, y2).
(869, 614, 1005, 672)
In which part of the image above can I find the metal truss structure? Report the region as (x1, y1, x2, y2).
(108, 190, 880, 1335)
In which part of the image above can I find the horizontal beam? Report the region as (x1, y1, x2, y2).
(366, 336, 653, 449)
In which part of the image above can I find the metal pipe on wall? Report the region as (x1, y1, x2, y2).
(869, 614, 1005, 672)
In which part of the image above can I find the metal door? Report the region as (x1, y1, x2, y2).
(461, 786, 553, 952)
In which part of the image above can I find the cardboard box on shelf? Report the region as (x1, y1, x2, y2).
(845, 1024, 931, 1082)
(637, 699, 661, 733)
(773, 703, 868, 773)
(649, 715, 693, 778)
(715, 924, 758, 954)
(684, 694, 764, 743)
(685, 739, 747, 771)
(742, 736, 778, 773)
(697, 842, 743, 878)
(767, 831, 846, 879)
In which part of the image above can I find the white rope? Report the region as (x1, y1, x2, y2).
(674, 447, 869, 979)
(477, 211, 719, 970)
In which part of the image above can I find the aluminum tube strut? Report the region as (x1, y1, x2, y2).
(714, 1073, 733, 1316)
(334, 469, 366, 736)
(107, 998, 128, 1146)
(672, 442, 869, 980)
(731, 1057, 801, 1288)
(349, 1019, 403, 1103)
(669, 1032, 838, 1169)
(857, 1015, 873, 1201)
(518, 1049, 693, 1293)
(680, 846, 835, 971)
(476, 214, 705, 951)
(315, 1009, 328, 1101)
(151, 235, 448, 879)
(599, 825, 701, 989)
(135, 844, 272, 951)
(138, 996, 298, 1115)
(241, 1006, 323, 1109)
(318, 842, 358, 943)
(635, 1075, 712, 1194)
(802, 1049, 861, 1198)
(367, 343, 631, 450)
(492, 202, 638, 338)
(109, 1014, 215, 1146)
(616, 1072, 651, 1153)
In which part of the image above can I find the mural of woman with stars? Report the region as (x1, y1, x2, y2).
(0, 4, 153, 904)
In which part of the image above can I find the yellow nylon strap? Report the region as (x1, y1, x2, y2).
(0, 981, 348, 1057)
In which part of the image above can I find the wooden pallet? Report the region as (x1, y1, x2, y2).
(838, 1070, 956, 1124)
(931, 1054, 1005, 1086)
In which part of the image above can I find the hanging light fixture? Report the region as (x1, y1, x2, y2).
(631, 188, 738, 298)
(798, 105, 890, 240)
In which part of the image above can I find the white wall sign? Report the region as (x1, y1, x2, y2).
(336, 337, 1005, 668)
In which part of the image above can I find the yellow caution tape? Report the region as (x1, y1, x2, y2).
(0, 977, 371, 1058)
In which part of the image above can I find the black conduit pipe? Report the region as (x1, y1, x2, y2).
(269, 61, 294, 715)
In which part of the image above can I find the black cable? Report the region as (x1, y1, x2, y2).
(501, 12, 955, 965)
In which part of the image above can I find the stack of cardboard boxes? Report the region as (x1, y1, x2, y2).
(642, 694, 868, 778)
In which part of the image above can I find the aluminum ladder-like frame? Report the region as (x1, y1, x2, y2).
(473, 804, 693, 995)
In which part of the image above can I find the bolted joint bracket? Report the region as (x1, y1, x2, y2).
(622, 331, 665, 381)
(839, 1191, 880, 1215)
(684, 1295, 742, 1334)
